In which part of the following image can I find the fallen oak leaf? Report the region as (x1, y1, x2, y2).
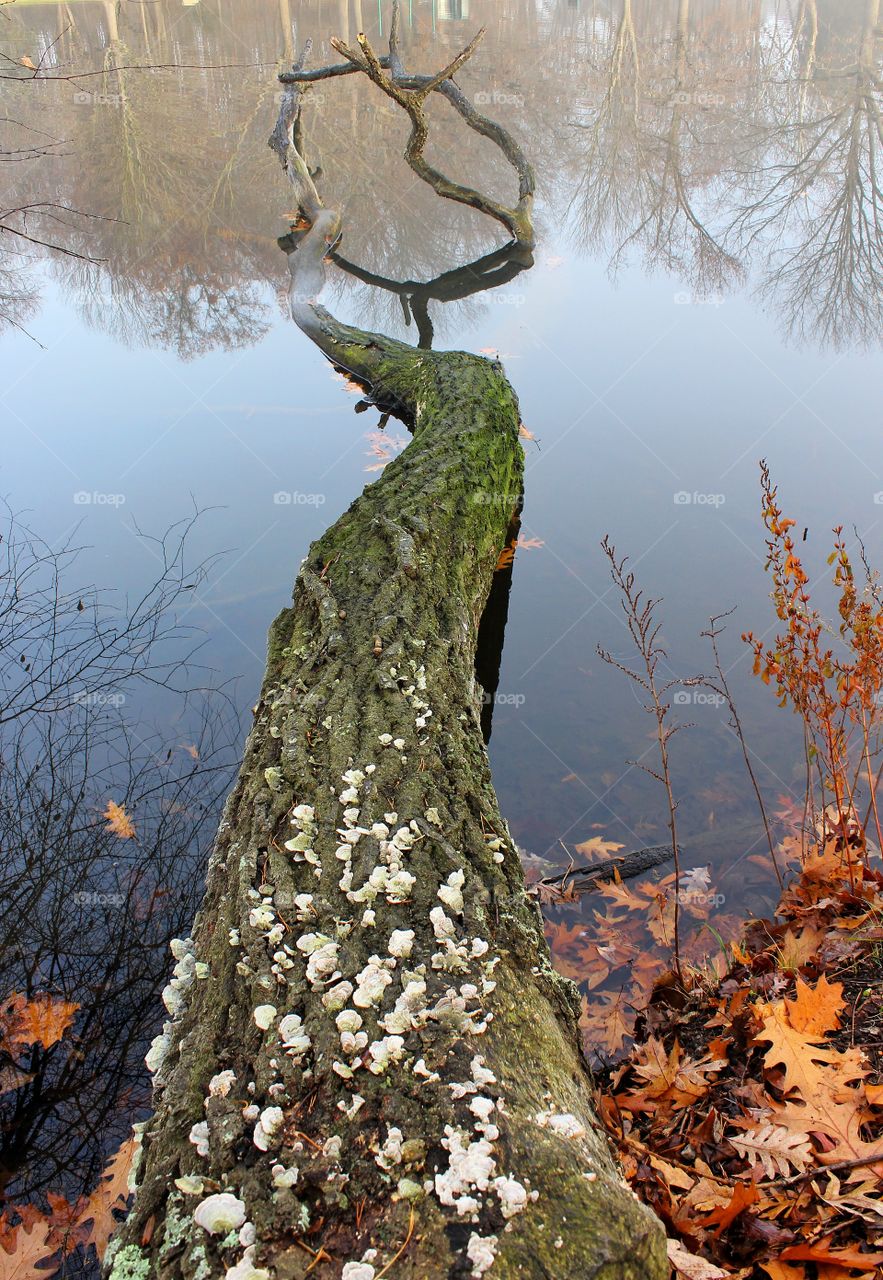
(728, 1123, 813, 1179)
(775, 923, 825, 970)
(667, 1239, 730, 1279)
(760, 1265, 806, 1280)
(0, 1213, 57, 1280)
(783, 975, 845, 1036)
(627, 1037, 727, 1111)
(74, 1135, 137, 1259)
(3, 993, 79, 1051)
(779, 1240, 883, 1266)
(574, 835, 625, 859)
(581, 991, 632, 1056)
(754, 1000, 845, 1097)
(649, 1154, 694, 1191)
(816, 1173, 883, 1224)
(699, 1180, 759, 1237)
(103, 801, 135, 840)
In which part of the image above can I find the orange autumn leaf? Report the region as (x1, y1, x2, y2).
(627, 1038, 727, 1112)
(780, 1240, 883, 1266)
(518, 423, 535, 440)
(755, 1000, 844, 1097)
(582, 993, 632, 1056)
(700, 1180, 759, 1236)
(574, 835, 625, 859)
(103, 801, 135, 839)
(760, 1265, 807, 1280)
(3, 993, 79, 1051)
(775, 923, 824, 969)
(0, 1213, 56, 1280)
(784, 975, 845, 1036)
(75, 1137, 136, 1259)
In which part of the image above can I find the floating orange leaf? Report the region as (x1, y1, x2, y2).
(103, 801, 135, 839)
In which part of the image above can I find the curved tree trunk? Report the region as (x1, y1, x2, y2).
(107, 22, 667, 1280)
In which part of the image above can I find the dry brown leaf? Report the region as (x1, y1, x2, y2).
(4, 993, 79, 1051)
(574, 835, 625, 859)
(0, 1214, 56, 1280)
(103, 801, 135, 839)
(700, 1181, 759, 1235)
(780, 1239, 883, 1266)
(776, 923, 824, 969)
(75, 1136, 136, 1259)
(760, 1264, 807, 1280)
(667, 1239, 729, 1279)
(649, 1154, 694, 1191)
(784, 975, 845, 1036)
(582, 992, 631, 1055)
(755, 1001, 845, 1096)
(728, 1122, 813, 1178)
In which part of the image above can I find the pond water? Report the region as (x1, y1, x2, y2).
(2, 0, 882, 1256)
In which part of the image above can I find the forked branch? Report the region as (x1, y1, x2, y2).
(268, 6, 535, 398)
(277, 2, 534, 249)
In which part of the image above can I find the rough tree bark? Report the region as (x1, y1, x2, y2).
(107, 18, 667, 1280)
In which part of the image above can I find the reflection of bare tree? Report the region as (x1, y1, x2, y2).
(729, 0, 883, 347)
(0, 511, 238, 1220)
(567, 0, 741, 295)
(3, 0, 881, 352)
(561, 0, 882, 344)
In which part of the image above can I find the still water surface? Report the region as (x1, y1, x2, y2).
(2, 0, 882, 1242)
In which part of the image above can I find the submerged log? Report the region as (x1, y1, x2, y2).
(107, 18, 666, 1280)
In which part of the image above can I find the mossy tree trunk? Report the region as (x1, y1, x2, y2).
(107, 19, 667, 1280)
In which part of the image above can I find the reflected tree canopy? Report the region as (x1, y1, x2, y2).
(1, 0, 881, 351)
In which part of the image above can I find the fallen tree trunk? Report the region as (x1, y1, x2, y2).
(107, 23, 667, 1280)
